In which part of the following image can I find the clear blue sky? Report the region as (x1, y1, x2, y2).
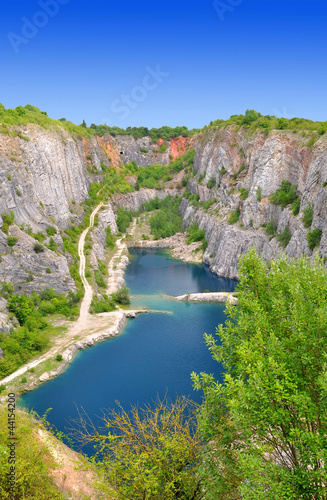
(1, 0, 326, 129)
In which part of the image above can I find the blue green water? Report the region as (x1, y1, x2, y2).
(19, 249, 237, 449)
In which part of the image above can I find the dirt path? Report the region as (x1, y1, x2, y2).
(75, 202, 103, 327)
(0, 203, 142, 388)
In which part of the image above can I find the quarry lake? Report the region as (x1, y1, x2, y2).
(20, 249, 237, 448)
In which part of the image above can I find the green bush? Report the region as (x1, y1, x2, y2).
(307, 228, 322, 250)
(90, 295, 116, 314)
(303, 204, 313, 228)
(34, 231, 46, 243)
(34, 242, 44, 253)
(105, 226, 115, 248)
(94, 270, 106, 288)
(56, 354, 63, 362)
(239, 188, 249, 200)
(278, 226, 292, 248)
(112, 286, 130, 305)
(1, 213, 14, 234)
(186, 224, 207, 251)
(47, 237, 57, 251)
(292, 197, 301, 215)
(140, 147, 148, 153)
(265, 220, 277, 236)
(7, 236, 17, 247)
(46, 226, 57, 236)
(228, 208, 241, 224)
(136, 150, 195, 190)
(256, 186, 262, 201)
(146, 196, 183, 239)
(207, 178, 216, 189)
(270, 181, 299, 209)
(116, 207, 136, 233)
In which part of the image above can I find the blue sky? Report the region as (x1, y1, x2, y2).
(0, 0, 326, 128)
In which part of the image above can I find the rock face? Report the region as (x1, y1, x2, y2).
(90, 204, 118, 267)
(111, 188, 181, 212)
(1, 120, 327, 300)
(0, 125, 173, 297)
(110, 135, 170, 166)
(180, 128, 327, 278)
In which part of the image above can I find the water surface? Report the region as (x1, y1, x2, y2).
(20, 249, 237, 450)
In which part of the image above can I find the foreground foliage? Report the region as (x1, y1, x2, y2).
(70, 397, 203, 500)
(0, 285, 80, 379)
(193, 250, 327, 499)
(0, 408, 64, 499)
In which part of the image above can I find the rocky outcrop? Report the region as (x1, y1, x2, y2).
(111, 188, 181, 212)
(1, 120, 327, 292)
(90, 204, 118, 267)
(173, 292, 238, 305)
(110, 135, 170, 166)
(181, 128, 327, 278)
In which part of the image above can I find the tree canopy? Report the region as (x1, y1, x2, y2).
(193, 249, 327, 500)
(70, 396, 202, 500)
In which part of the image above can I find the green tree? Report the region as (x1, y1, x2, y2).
(193, 249, 327, 500)
(70, 397, 202, 500)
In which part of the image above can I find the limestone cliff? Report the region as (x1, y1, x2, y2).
(180, 128, 327, 278)
(0, 124, 173, 296)
(1, 120, 326, 296)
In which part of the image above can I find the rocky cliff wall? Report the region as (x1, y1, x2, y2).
(182, 128, 327, 278)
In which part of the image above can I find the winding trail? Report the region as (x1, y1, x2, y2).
(0, 203, 143, 389)
(76, 202, 103, 326)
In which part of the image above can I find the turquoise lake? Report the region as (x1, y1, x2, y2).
(20, 249, 237, 450)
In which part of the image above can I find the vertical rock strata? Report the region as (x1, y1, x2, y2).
(0, 123, 326, 292)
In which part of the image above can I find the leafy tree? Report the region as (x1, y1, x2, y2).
(147, 196, 183, 239)
(70, 397, 202, 500)
(112, 286, 130, 305)
(193, 250, 327, 500)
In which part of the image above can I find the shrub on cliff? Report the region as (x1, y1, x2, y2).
(278, 226, 292, 247)
(270, 180, 299, 209)
(34, 242, 45, 253)
(228, 207, 241, 224)
(307, 228, 322, 250)
(303, 203, 314, 228)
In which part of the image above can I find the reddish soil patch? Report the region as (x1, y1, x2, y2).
(170, 137, 190, 160)
(97, 135, 123, 170)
